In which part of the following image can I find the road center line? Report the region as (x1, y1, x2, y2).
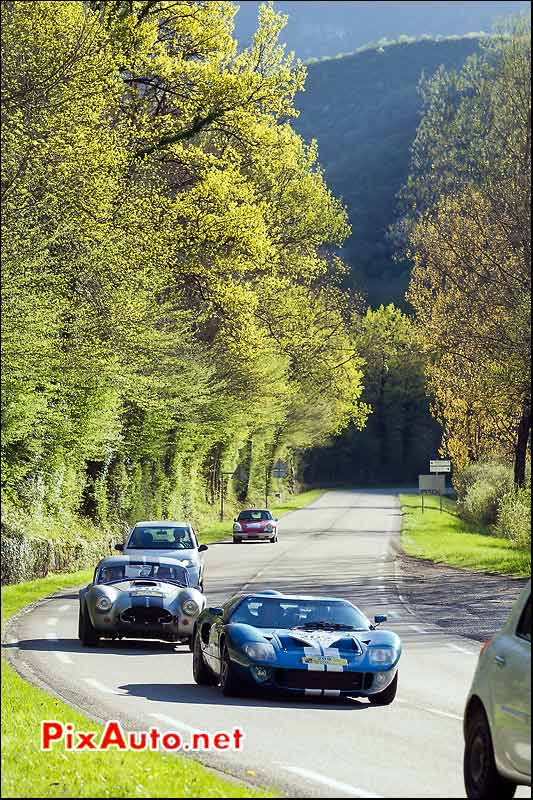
(277, 765, 383, 798)
(82, 678, 125, 695)
(150, 712, 200, 735)
(448, 643, 479, 656)
(425, 707, 463, 721)
(409, 624, 427, 634)
(54, 652, 73, 664)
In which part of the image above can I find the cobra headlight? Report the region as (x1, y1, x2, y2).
(181, 599, 200, 616)
(242, 642, 276, 661)
(95, 596, 113, 612)
(368, 646, 398, 665)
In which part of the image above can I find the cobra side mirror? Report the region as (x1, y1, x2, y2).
(208, 607, 224, 616)
(198, 544, 208, 553)
(114, 543, 124, 552)
(373, 614, 387, 626)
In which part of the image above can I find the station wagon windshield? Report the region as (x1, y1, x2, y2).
(128, 526, 194, 550)
(238, 510, 272, 521)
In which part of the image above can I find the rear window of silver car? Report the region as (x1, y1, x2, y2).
(128, 526, 194, 549)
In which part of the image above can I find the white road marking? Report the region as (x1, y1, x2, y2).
(396, 697, 462, 721)
(150, 713, 200, 735)
(448, 643, 479, 656)
(425, 707, 463, 721)
(47, 617, 58, 626)
(278, 765, 383, 798)
(58, 605, 69, 612)
(83, 678, 125, 695)
(54, 652, 73, 664)
(409, 624, 427, 634)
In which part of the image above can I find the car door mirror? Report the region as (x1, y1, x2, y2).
(198, 544, 208, 553)
(114, 543, 124, 552)
(374, 614, 387, 625)
(208, 607, 223, 617)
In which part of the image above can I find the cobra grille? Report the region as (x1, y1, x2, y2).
(120, 607, 173, 625)
(277, 669, 373, 691)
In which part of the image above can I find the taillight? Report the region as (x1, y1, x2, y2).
(480, 639, 492, 655)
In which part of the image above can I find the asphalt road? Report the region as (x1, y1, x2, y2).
(5, 490, 531, 799)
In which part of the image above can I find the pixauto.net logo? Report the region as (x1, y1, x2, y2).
(41, 720, 245, 752)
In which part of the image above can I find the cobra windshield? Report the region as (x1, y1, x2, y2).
(230, 597, 370, 629)
(96, 561, 189, 586)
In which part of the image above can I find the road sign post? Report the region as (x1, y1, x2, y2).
(266, 459, 288, 508)
(419, 474, 446, 512)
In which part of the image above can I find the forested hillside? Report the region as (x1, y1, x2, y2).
(293, 36, 482, 306)
(235, 1, 529, 59)
(1, 0, 370, 582)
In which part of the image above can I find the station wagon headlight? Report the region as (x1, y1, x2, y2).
(95, 596, 113, 612)
(368, 646, 398, 665)
(264, 524, 274, 533)
(233, 523, 242, 532)
(181, 599, 200, 616)
(242, 642, 276, 661)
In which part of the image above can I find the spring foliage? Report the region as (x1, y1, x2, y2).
(1, 0, 369, 562)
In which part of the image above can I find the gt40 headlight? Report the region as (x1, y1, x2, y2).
(242, 642, 276, 661)
(95, 596, 113, 612)
(368, 646, 398, 665)
(181, 599, 200, 616)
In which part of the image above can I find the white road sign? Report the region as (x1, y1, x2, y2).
(430, 460, 451, 473)
(419, 474, 446, 494)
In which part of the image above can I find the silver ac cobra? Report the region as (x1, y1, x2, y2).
(78, 555, 206, 647)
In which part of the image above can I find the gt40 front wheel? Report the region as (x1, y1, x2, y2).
(368, 671, 398, 705)
(192, 633, 217, 686)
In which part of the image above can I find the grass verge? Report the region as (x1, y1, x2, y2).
(400, 493, 530, 577)
(2, 583, 273, 798)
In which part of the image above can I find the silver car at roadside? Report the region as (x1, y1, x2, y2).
(463, 579, 531, 798)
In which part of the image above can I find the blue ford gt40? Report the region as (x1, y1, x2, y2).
(192, 591, 401, 703)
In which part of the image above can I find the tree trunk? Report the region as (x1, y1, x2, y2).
(514, 398, 531, 488)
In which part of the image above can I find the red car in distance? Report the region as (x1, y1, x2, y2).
(233, 509, 278, 544)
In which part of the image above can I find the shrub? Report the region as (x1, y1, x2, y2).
(496, 487, 531, 550)
(455, 461, 514, 527)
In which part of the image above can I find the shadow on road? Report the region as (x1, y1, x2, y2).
(117, 681, 372, 711)
(2, 638, 191, 656)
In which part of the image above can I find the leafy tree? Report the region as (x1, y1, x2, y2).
(398, 17, 531, 486)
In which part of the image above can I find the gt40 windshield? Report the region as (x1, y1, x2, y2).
(229, 597, 370, 629)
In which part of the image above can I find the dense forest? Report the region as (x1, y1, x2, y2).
(293, 35, 482, 307)
(2, 0, 371, 581)
(234, 1, 530, 59)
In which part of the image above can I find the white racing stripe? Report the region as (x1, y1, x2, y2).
(278, 765, 383, 798)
